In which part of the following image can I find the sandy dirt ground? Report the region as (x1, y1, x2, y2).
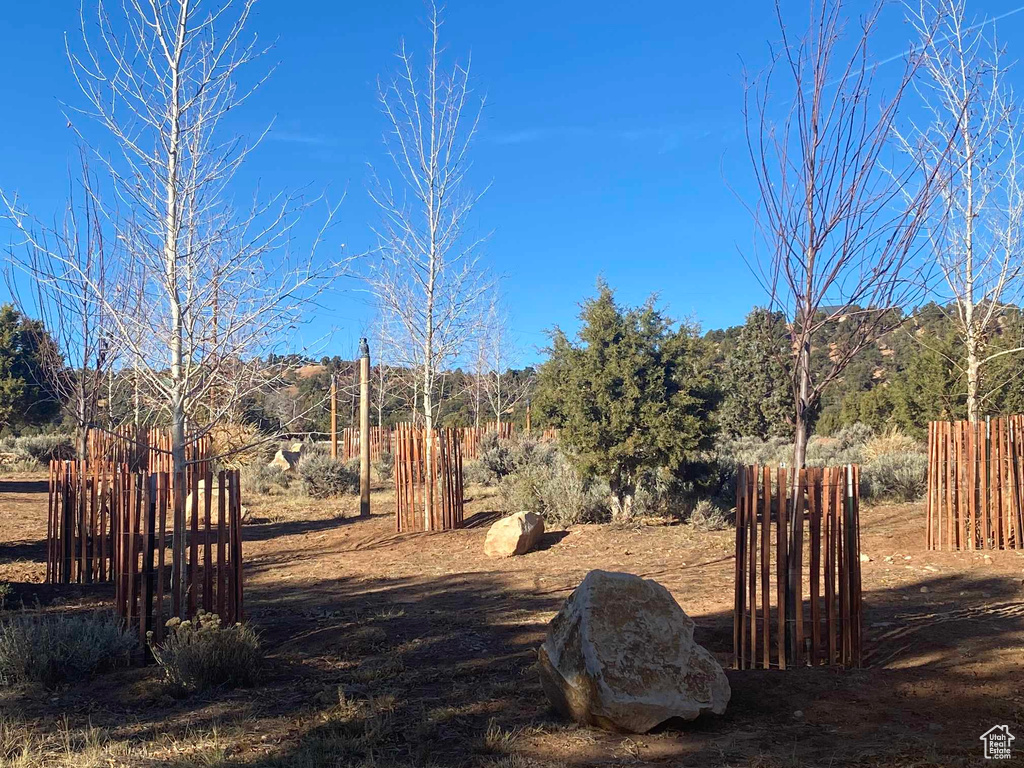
(1, 474, 1023, 767)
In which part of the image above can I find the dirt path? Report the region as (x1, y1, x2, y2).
(2, 477, 1023, 766)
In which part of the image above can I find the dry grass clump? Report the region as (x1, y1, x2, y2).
(209, 422, 270, 469)
(0, 716, 232, 768)
(862, 428, 921, 462)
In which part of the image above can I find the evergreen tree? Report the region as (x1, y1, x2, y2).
(535, 282, 718, 519)
(0, 305, 59, 432)
(719, 308, 791, 439)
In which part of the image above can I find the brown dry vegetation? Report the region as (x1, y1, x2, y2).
(1, 474, 1023, 767)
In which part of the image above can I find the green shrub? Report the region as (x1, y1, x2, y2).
(0, 612, 138, 688)
(860, 451, 927, 502)
(373, 451, 394, 483)
(298, 454, 359, 498)
(241, 464, 290, 496)
(150, 611, 263, 694)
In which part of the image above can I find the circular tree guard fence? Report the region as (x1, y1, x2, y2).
(394, 424, 465, 532)
(926, 417, 1024, 551)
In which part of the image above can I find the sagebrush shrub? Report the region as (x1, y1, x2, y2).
(373, 451, 394, 482)
(241, 464, 290, 496)
(299, 454, 359, 498)
(3, 456, 46, 474)
(478, 432, 515, 482)
(0, 612, 138, 688)
(860, 451, 927, 502)
(687, 499, 730, 531)
(150, 611, 263, 694)
(498, 445, 609, 526)
(0, 434, 76, 463)
(461, 460, 493, 486)
(715, 435, 793, 468)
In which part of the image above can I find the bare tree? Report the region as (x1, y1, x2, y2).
(471, 325, 487, 430)
(4, 157, 125, 459)
(480, 299, 532, 430)
(367, 1, 491, 527)
(897, 0, 1024, 422)
(744, 0, 941, 468)
(369, 318, 401, 428)
(5, 0, 343, 607)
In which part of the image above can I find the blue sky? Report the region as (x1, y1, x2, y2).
(3, 1, 1024, 364)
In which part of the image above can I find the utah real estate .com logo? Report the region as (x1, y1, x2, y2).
(980, 725, 1015, 760)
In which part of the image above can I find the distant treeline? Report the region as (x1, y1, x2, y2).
(2, 298, 1021, 442)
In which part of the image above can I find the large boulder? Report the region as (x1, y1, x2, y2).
(185, 477, 248, 519)
(538, 570, 730, 733)
(269, 448, 303, 472)
(484, 511, 545, 557)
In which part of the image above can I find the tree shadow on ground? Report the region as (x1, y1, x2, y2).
(0, 538, 46, 564)
(241, 511, 383, 543)
(101, 567, 1024, 765)
(462, 510, 504, 528)
(0, 479, 48, 495)
(2, 543, 1023, 767)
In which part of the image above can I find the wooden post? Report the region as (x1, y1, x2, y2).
(761, 465, 771, 669)
(748, 466, 757, 669)
(359, 338, 371, 518)
(734, 467, 745, 669)
(790, 468, 805, 666)
(809, 468, 821, 666)
(777, 467, 787, 669)
(330, 375, 338, 460)
(525, 399, 532, 435)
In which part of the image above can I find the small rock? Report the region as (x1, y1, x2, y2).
(904, 556, 912, 561)
(860, 554, 872, 563)
(924, 565, 939, 572)
(919, 586, 929, 594)
(793, 710, 804, 719)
